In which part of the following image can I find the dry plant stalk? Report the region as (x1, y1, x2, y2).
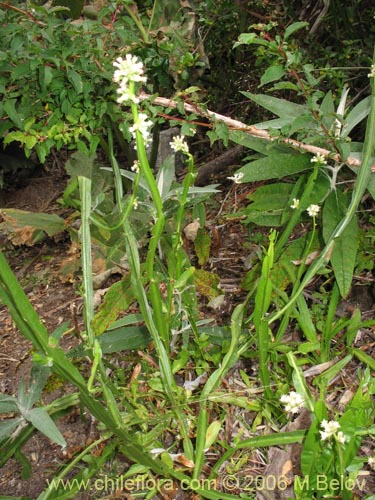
(139, 91, 369, 169)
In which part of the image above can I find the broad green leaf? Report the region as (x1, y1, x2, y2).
(91, 275, 137, 336)
(322, 191, 359, 297)
(238, 152, 311, 182)
(244, 183, 293, 226)
(99, 326, 151, 353)
(3, 99, 24, 129)
(284, 21, 309, 40)
(228, 129, 277, 154)
(241, 92, 307, 118)
(0, 209, 65, 246)
(27, 407, 66, 447)
(260, 65, 286, 87)
(0, 394, 18, 413)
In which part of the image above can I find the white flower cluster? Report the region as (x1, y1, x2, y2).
(368, 64, 375, 78)
(306, 204, 320, 217)
(280, 391, 305, 414)
(320, 420, 345, 443)
(311, 152, 327, 165)
(170, 135, 189, 155)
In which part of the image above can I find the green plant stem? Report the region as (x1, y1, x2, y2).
(78, 176, 95, 346)
(124, 3, 149, 44)
(269, 48, 375, 324)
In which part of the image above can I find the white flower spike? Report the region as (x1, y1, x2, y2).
(368, 64, 375, 78)
(307, 204, 320, 217)
(280, 391, 305, 414)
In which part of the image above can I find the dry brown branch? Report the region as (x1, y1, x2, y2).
(139, 91, 367, 169)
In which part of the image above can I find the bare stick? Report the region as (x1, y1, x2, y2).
(139, 91, 368, 169)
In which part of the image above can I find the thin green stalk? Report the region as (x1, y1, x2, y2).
(123, 3, 149, 44)
(107, 126, 123, 205)
(269, 48, 375, 324)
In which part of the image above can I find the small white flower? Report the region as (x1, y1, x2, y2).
(368, 456, 375, 470)
(311, 152, 327, 165)
(227, 172, 244, 184)
(133, 197, 139, 209)
(290, 198, 300, 209)
(320, 420, 343, 442)
(129, 112, 153, 146)
(113, 54, 147, 84)
(368, 64, 375, 78)
(170, 135, 189, 155)
(307, 204, 320, 217)
(131, 160, 140, 173)
(336, 431, 346, 444)
(280, 391, 305, 414)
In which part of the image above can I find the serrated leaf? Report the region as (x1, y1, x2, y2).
(322, 191, 359, 297)
(27, 407, 66, 447)
(238, 152, 311, 182)
(260, 65, 286, 87)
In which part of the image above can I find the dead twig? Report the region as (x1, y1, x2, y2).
(139, 91, 373, 170)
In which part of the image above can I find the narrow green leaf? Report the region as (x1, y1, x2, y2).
(351, 348, 375, 371)
(284, 21, 309, 40)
